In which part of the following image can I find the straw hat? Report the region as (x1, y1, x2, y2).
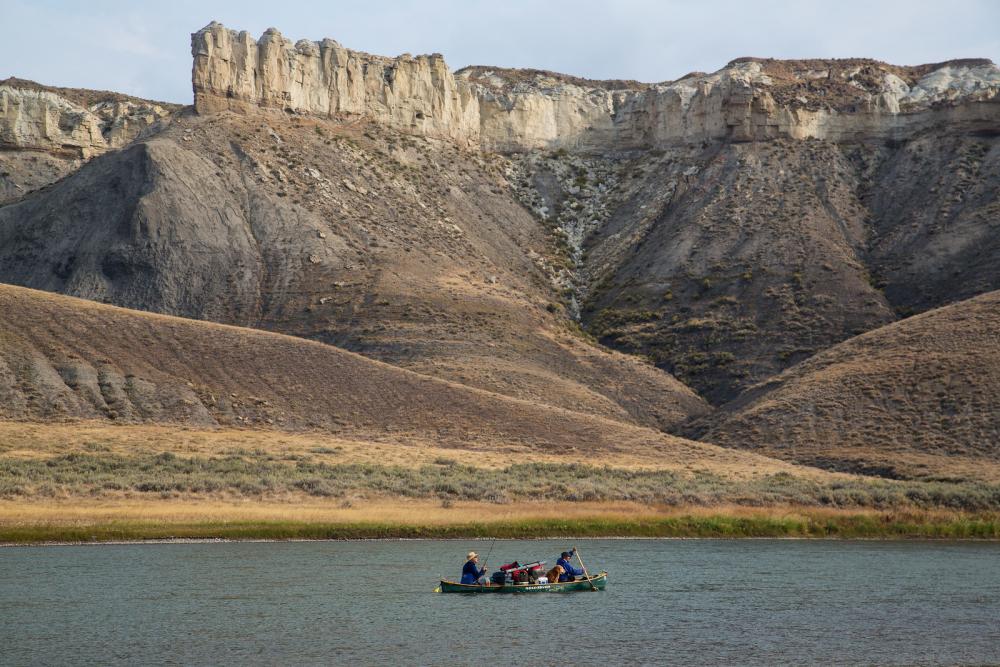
(467, 551, 478, 560)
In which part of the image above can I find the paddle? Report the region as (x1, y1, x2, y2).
(573, 545, 598, 591)
(483, 537, 496, 571)
(481, 537, 497, 585)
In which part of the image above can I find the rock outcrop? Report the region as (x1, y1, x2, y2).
(191, 22, 1000, 152)
(468, 59, 1000, 150)
(191, 24, 479, 143)
(0, 79, 172, 158)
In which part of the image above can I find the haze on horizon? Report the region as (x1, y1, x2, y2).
(2, 0, 999, 104)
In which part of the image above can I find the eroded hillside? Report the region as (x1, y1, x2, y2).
(698, 290, 1000, 482)
(0, 110, 707, 429)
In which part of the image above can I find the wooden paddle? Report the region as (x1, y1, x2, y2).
(573, 545, 598, 591)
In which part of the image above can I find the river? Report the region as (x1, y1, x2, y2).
(2, 539, 998, 665)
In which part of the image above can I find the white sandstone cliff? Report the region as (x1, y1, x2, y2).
(192, 22, 1000, 152)
(191, 22, 480, 143)
(0, 83, 172, 158)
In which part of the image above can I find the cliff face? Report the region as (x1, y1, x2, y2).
(469, 59, 1000, 150)
(0, 79, 173, 158)
(191, 22, 1000, 151)
(191, 23, 479, 143)
(0, 87, 106, 157)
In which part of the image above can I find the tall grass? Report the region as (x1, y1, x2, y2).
(2, 514, 998, 544)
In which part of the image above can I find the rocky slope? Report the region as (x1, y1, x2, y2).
(519, 142, 895, 403)
(0, 109, 708, 430)
(699, 290, 1000, 482)
(0, 78, 176, 203)
(506, 127, 999, 403)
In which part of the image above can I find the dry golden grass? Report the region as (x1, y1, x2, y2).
(0, 498, 671, 526)
(3, 498, 997, 543)
(0, 420, 834, 479)
(0, 498, 992, 527)
(2, 497, 990, 529)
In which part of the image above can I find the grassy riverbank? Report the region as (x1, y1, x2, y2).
(4, 453, 1000, 510)
(2, 501, 998, 544)
(4, 425, 1000, 544)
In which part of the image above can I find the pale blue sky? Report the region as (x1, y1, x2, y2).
(3, 0, 998, 104)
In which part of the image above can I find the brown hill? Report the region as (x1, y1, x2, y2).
(0, 111, 708, 430)
(0, 283, 733, 465)
(700, 290, 1000, 481)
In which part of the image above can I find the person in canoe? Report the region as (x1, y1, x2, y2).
(461, 551, 488, 584)
(556, 549, 585, 582)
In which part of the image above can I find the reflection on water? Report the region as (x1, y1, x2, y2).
(2, 539, 999, 665)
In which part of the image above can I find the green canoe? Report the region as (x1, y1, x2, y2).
(436, 572, 607, 593)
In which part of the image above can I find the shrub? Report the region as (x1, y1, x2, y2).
(2, 454, 999, 511)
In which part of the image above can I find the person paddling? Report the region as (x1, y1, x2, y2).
(461, 551, 488, 584)
(556, 549, 585, 582)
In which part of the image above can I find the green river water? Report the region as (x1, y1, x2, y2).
(2, 539, 998, 665)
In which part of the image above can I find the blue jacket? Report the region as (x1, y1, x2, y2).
(556, 557, 584, 582)
(461, 560, 486, 584)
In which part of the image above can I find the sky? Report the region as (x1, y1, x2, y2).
(3, 0, 999, 104)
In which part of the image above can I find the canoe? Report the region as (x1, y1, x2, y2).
(437, 572, 607, 593)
